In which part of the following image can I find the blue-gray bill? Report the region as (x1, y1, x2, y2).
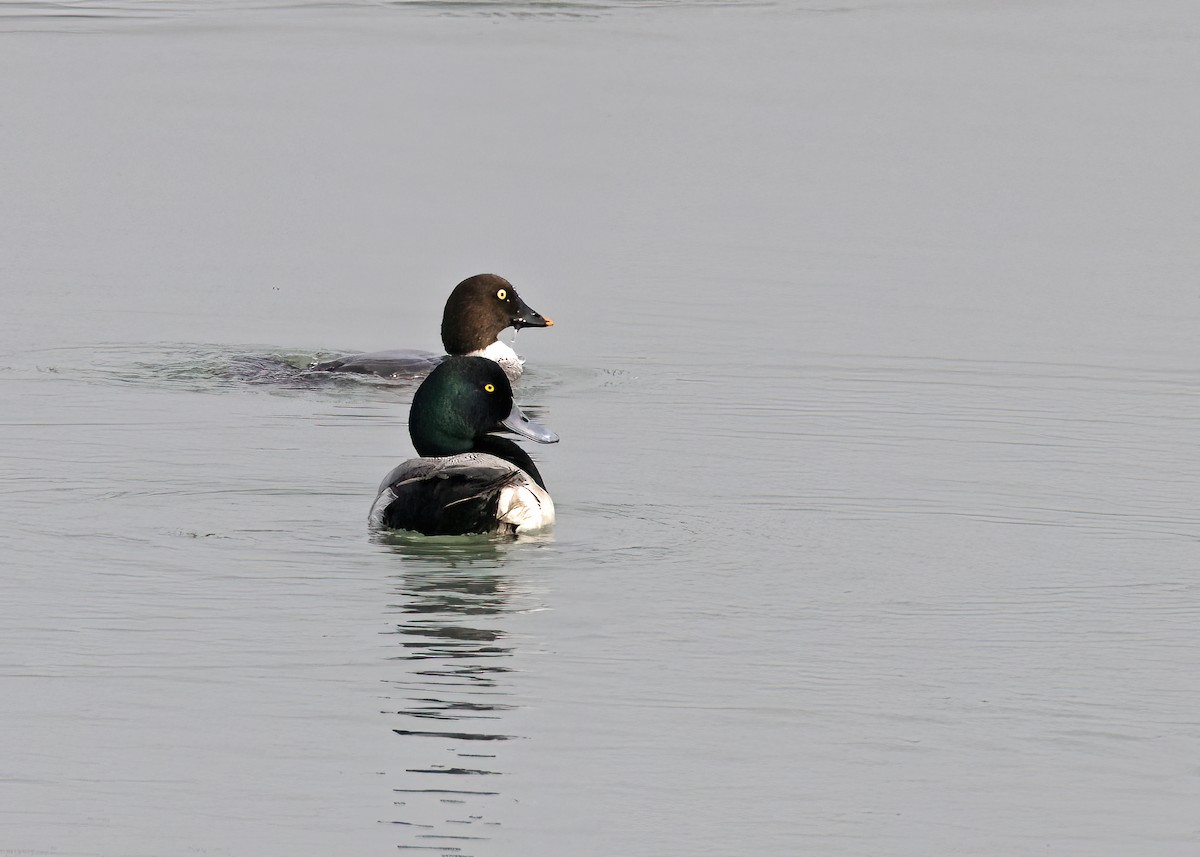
(500, 403, 558, 444)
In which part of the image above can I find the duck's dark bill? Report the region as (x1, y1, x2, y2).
(500, 403, 559, 443)
(510, 294, 554, 329)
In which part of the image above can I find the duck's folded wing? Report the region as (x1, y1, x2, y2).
(370, 456, 522, 535)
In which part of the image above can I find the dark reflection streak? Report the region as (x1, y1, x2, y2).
(393, 729, 514, 741)
(381, 533, 537, 852)
(394, 789, 501, 796)
(409, 698, 512, 709)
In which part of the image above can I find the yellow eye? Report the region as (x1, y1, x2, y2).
(484, 383, 495, 393)
(496, 289, 507, 300)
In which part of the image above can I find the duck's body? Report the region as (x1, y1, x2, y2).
(369, 356, 558, 537)
(311, 274, 551, 381)
(370, 452, 554, 535)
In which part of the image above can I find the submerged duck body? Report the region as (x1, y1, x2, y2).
(369, 356, 557, 536)
(311, 274, 552, 381)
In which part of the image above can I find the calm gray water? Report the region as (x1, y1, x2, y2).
(3, 1, 1200, 855)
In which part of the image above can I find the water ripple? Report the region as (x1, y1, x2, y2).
(0, 0, 782, 32)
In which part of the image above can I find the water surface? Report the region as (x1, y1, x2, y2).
(3, 1, 1199, 855)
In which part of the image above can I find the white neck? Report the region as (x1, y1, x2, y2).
(468, 340, 524, 380)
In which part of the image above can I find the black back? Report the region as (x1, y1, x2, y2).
(378, 465, 520, 536)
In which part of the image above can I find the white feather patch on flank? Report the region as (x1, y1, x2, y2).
(495, 481, 556, 534)
(469, 340, 524, 380)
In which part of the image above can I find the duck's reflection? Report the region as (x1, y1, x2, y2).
(377, 533, 547, 854)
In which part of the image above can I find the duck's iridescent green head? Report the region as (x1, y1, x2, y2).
(408, 356, 558, 457)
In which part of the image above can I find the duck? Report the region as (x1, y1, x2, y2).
(310, 273, 552, 381)
(369, 356, 558, 536)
